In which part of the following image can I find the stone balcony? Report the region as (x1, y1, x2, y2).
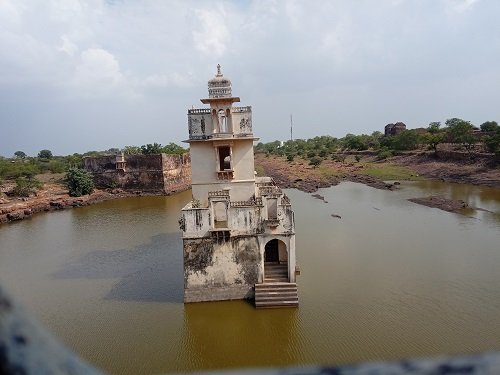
(217, 170, 234, 180)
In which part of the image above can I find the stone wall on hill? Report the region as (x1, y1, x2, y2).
(83, 153, 191, 194)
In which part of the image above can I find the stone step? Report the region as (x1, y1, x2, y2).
(254, 282, 298, 309)
(255, 282, 297, 290)
(255, 300, 299, 308)
(264, 278, 289, 283)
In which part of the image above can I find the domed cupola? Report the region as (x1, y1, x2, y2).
(208, 64, 232, 98)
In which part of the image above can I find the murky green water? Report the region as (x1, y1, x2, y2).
(1, 181, 500, 374)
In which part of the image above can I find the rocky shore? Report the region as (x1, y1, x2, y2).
(0, 184, 169, 225)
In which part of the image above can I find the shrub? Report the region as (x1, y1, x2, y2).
(377, 148, 393, 160)
(286, 153, 294, 162)
(332, 154, 346, 163)
(309, 157, 322, 168)
(306, 150, 316, 158)
(12, 177, 42, 197)
(66, 168, 94, 197)
(355, 155, 362, 162)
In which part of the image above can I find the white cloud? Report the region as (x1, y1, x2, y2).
(141, 71, 194, 89)
(71, 47, 133, 98)
(0, 0, 25, 27)
(57, 35, 78, 56)
(192, 4, 230, 58)
(445, 0, 481, 13)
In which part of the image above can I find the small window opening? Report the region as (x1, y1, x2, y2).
(218, 146, 231, 171)
(268, 198, 278, 220)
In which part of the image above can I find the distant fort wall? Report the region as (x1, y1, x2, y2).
(83, 153, 191, 194)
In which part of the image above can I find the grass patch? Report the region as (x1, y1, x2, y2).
(319, 165, 340, 178)
(360, 163, 422, 180)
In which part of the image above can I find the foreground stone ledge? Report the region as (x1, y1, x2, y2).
(0, 285, 102, 375)
(194, 353, 500, 374)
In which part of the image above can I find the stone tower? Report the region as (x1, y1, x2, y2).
(180, 66, 298, 307)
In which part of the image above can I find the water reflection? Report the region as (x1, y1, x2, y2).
(182, 302, 304, 371)
(51, 233, 184, 303)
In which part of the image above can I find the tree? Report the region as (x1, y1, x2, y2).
(483, 128, 500, 155)
(66, 168, 94, 197)
(427, 122, 441, 134)
(140, 143, 163, 155)
(343, 134, 369, 151)
(445, 118, 474, 150)
(38, 149, 53, 159)
(123, 146, 141, 155)
(422, 133, 446, 154)
(480, 121, 499, 133)
(14, 151, 26, 159)
(162, 142, 186, 155)
(391, 130, 420, 151)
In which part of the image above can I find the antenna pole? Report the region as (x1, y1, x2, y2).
(290, 114, 293, 141)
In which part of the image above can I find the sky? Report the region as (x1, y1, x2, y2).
(1, 0, 499, 157)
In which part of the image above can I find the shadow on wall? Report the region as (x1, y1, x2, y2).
(51, 233, 184, 303)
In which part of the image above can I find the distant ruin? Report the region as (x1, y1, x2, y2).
(83, 153, 191, 194)
(385, 122, 407, 136)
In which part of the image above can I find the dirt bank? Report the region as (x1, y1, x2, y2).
(392, 153, 500, 188)
(255, 153, 403, 193)
(0, 176, 178, 225)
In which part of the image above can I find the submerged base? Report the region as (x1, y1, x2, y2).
(184, 285, 254, 303)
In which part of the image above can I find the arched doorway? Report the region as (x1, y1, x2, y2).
(264, 239, 288, 283)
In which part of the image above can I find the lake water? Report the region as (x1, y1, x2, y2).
(0, 181, 500, 374)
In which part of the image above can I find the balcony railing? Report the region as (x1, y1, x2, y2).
(217, 170, 234, 180)
(232, 106, 252, 113)
(259, 186, 282, 196)
(208, 190, 229, 198)
(187, 108, 211, 114)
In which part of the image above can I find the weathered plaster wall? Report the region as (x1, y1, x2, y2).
(83, 153, 191, 193)
(183, 236, 262, 302)
(231, 139, 256, 181)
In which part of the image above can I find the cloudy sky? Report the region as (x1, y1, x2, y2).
(1, 0, 499, 156)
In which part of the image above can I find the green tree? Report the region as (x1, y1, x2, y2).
(14, 151, 26, 159)
(161, 142, 186, 155)
(343, 134, 369, 151)
(483, 128, 500, 155)
(445, 118, 474, 150)
(392, 130, 420, 150)
(480, 121, 499, 132)
(140, 143, 163, 155)
(427, 122, 441, 134)
(123, 146, 141, 155)
(66, 168, 95, 197)
(38, 149, 53, 159)
(422, 133, 446, 154)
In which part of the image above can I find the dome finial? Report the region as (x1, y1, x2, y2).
(216, 64, 222, 76)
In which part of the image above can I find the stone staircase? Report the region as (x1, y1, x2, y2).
(254, 283, 299, 308)
(264, 263, 288, 283)
(255, 263, 298, 308)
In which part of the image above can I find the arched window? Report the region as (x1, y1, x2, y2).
(218, 109, 227, 133)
